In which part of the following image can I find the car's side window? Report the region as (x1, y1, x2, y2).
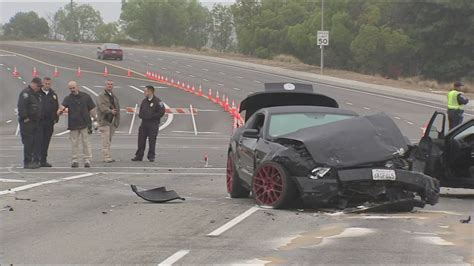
(453, 124, 474, 141)
(246, 113, 265, 133)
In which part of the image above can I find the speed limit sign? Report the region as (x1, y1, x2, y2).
(317, 31, 329, 46)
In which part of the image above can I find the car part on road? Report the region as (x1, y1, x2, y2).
(460, 216, 471, 223)
(131, 185, 185, 203)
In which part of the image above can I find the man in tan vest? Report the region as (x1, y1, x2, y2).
(97, 80, 120, 162)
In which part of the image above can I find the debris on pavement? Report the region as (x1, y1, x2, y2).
(131, 185, 185, 203)
(3, 205, 14, 211)
(460, 216, 471, 224)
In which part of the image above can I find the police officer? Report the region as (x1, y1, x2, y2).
(448, 81, 469, 130)
(131, 85, 166, 162)
(37, 77, 59, 167)
(18, 77, 42, 169)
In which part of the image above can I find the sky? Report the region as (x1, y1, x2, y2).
(0, 0, 235, 24)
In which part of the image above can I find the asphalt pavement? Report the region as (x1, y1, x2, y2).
(0, 41, 473, 264)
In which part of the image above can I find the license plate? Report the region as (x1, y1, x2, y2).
(372, 169, 396, 180)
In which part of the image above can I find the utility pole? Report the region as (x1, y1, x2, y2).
(70, 0, 78, 42)
(320, 0, 324, 75)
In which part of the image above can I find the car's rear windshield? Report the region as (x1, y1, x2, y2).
(105, 44, 121, 49)
(268, 112, 355, 137)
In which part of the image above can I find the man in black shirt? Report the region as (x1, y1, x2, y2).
(58, 81, 96, 168)
(131, 85, 166, 162)
(17, 77, 42, 169)
(37, 77, 59, 167)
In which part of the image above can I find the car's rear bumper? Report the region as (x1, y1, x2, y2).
(294, 168, 440, 207)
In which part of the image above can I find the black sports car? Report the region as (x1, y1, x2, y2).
(227, 83, 440, 210)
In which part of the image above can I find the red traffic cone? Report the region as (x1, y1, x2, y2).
(103, 66, 109, 77)
(215, 91, 220, 103)
(191, 85, 195, 94)
(146, 70, 150, 77)
(198, 85, 203, 97)
(224, 96, 230, 111)
(186, 84, 191, 92)
(171, 78, 175, 85)
(230, 99, 236, 116)
(127, 68, 132, 77)
(53, 66, 59, 77)
(208, 88, 213, 101)
(32, 67, 39, 77)
(76, 67, 82, 77)
(220, 94, 226, 107)
(12, 66, 19, 77)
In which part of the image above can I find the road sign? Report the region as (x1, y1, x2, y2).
(317, 31, 329, 46)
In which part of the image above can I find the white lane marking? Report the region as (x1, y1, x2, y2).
(189, 75, 195, 78)
(186, 65, 192, 67)
(157, 58, 163, 61)
(127, 86, 173, 132)
(0, 178, 26, 183)
(0, 54, 16, 57)
(55, 130, 70, 136)
(6, 120, 12, 123)
(363, 107, 371, 110)
(161, 67, 167, 70)
(147, 63, 154, 66)
(345, 102, 353, 105)
(232, 87, 241, 91)
(0, 173, 95, 195)
(415, 236, 454, 246)
(218, 83, 224, 87)
(406, 121, 414, 125)
(219, 72, 225, 75)
(129, 85, 144, 93)
(202, 78, 209, 82)
(82, 86, 98, 97)
(253, 80, 262, 83)
(394, 116, 401, 120)
(158, 249, 190, 266)
(172, 130, 223, 134)
(202, 68, 208, 71)
(175, 71, 181, 74)
(190, 104, 198, 136)
(207, 206, 260, 237)
(237, 76, 243, 79)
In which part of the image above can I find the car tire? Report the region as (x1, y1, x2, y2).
(226, 154, 250, 198)
(252, 162, 297, 209)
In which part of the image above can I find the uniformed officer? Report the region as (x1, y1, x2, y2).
(131, 85, 166, 162)
(447, 81, 469, 130)
(18, 77, 42, 169)
(37, 77, 59, 167)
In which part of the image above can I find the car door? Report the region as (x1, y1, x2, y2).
(414, 111, 447, 179)
(236, 113, 265, 184)
(442, 119, 474, 187)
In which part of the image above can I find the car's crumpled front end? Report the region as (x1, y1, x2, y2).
(268, 113, 440, 210)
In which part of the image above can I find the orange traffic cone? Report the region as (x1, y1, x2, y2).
(215, 91, 220, 103)
(127, 68, 132, 77)
(103, 66, 109, 77)
(198, 85, 203, 97)
(53, 66, 59, 77)
(191, 85, 195, 94)
(208, 88, 213, 101)
(76, 67, 82, 77)
(12, 66, 19, 77)
(32, 67, 38, 77)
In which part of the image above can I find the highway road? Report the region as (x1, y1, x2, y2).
(0, 41, 473, 264)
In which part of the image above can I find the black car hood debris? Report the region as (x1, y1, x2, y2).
(279, 113, 409, 168)
(131, 185, 185, 203)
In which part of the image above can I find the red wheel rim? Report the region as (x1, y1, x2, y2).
(226, 156, 233, 193)
(253, 165, 284, 206)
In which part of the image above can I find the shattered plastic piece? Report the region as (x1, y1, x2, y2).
(460, 216, 471, 224)
(131, 185, 185, 203)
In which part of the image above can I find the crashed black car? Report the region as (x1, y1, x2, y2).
(226, 83, 439, 210)
(413, 111, 474, 188)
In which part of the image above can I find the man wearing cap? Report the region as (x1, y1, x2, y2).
(131, 85, 166, 162)
(17, 77, 43, 169)
(447, 81, 469, 130)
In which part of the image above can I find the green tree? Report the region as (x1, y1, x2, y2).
(3, 11, 49, 39)
(121, 0, 209, 48)
(55, 2, 103, 41)
(210, 4, 234, 51)
(96, 22, 119, 43)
